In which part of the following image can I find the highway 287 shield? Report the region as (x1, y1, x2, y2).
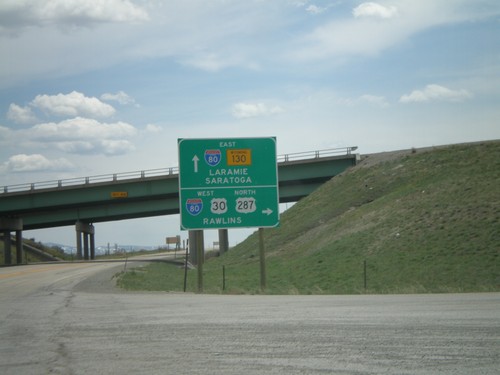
(178, 137, 279, 230)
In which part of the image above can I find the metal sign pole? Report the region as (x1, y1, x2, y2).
(259, 228, 266, 291)
(183, 239, 189, 292)
(196, 230, 204, 293)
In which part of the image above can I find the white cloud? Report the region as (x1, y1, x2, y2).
(7, 103, 38, 124)
(99, 139, 135, 156)
(358, 94, 389, 107)
(3, 92, 138, 158)
(101, 91, 136, 106)
(181, 53, 259, 73)
(0, 0, 149, 33)
(1, 0, 499, 90)
(399, 84, 473, 103)
(145, 124, 163, 133)
(25, 117, 138, 156)
(293, 1, 310, 7)
(54, 139, 135, 156)
(292, 15, 399, 60)
(295, 1, 336, 15)
(0, 125, 12, 144)
(306, 5, 326, 15)
(32, 117, 137, 140)
(232, 102, 284, 119)
(54, 141, 95, 154)
(4, 154, 75, 172)
(353, 2, 398, 19)
(291, 1, 492, 61)
(335, 94, 389, 107)
(0, 2, 273, 88)
(31, 91, 116, 118)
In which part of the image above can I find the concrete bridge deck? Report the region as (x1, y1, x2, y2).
(1, 147, 358, 229)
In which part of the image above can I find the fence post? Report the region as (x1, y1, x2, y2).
(364, 260, 367, 291)
(222, 265, 226, 291)
(259, 228, 266, 291)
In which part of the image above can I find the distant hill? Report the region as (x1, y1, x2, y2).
(198, 140, 499, 294)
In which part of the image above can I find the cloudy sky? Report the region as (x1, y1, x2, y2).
(1, 0, 499, 248)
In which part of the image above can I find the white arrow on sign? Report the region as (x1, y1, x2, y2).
(192, 155, 199, 173)
(262, 208, 273, 216)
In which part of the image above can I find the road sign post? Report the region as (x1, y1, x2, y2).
(259, 228, 266, 291)
(196, 230, 203, 293)
(178, 137, 279, 230)
(178, 137, 279, 292)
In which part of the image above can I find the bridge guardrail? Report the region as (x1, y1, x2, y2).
(1, 146, 357, 194)
(277, 146, 358, 163)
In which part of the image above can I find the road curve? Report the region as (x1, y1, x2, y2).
(0, 261, 499, 375)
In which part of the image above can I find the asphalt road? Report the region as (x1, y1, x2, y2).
(0, 260, 498, 374)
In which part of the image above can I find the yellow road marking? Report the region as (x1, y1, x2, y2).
(0, 263, 88, 280)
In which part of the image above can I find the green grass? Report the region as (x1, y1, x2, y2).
(118, 141, 500, 294)
(115, 262, 188, 291)
(0, 238, 69, 264)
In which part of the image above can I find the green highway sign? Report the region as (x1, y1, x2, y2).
(178, 137, 279, 230)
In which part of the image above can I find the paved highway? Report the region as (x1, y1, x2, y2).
(0, 261, 498, 374)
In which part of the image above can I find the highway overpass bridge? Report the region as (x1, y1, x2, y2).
(1, 147, 358, 265)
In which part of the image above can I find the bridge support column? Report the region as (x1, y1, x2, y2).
(90, 231, 95, 260)
(76, 227, 82, 260)
(75, 221, 95, 261)
(188, 230, 204, 265)
(0, 218, 23, 266)
(83, 233, 89, 260)
(2, 230, 11, 265)
(218, 229, 229, 255)
(16, 230, 23, 264)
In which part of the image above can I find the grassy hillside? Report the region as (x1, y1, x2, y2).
(118, 141, 500, 294)
(0, 239, 68, 264)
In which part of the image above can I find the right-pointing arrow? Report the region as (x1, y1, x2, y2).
(262, 208, 273, 216)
